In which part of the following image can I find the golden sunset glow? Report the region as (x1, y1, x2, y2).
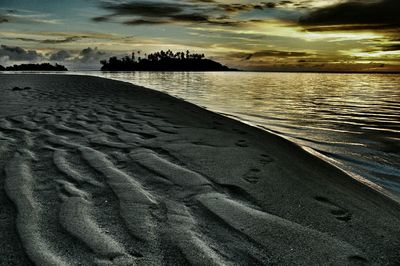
(0, 0, 399, 72)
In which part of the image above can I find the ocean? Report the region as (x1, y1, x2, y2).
(72, 71, 400, 197)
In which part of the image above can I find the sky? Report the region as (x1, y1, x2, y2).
(0, 0, 399, 71)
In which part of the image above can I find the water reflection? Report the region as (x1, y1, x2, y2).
(76, 71, 400, 195)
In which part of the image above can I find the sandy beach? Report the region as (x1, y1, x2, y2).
(0, 74, 399, 265)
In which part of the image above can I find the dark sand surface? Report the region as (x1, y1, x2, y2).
(0, 74, 399, 265)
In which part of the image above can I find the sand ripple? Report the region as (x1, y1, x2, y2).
(1, 74, 400, 265)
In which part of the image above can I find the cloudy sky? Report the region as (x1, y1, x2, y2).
(0, 0, 399, 71)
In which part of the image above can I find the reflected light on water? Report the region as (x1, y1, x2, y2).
(74, 71, 400, 196)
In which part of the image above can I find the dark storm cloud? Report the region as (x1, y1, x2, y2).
(171, 13, 210, 23)
(3, 37, 38, 43)
(0, 45, 42, 61)
(301, 24, 400, 32)
(0, 8, 59, 25)
(92, 15, 110, 22)
(93, 1, 213, 25)
(0, 46, 110, 67)
(49, 50, 73, 61)
(217, 2, 276, 13)
(363, 43, 400, 53)
(249, 50, 312, 59)
(170, 12, 244, 26)
(186, 0, 216, 3)
(77, 47, 106, 63)
(122, 12, 211, 25)
(92, 1, 277, 27)
(279, 0, 293, 5)
(233, 49, 313, 60)
(382, 44, 400, 51)
(3, 36, 87, 44)
(299, 0, 400, 31)
(123, 19, 167, 25)
(41, 36, 83, 44)
(0, 10, 12, 23)
(100, 1, 185, 17)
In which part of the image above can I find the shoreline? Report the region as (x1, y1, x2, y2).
(2, 70, 400, 74)
(5, 71, 398, 203)
(221, 111, 400, 205)
(1, 74, 400, 265)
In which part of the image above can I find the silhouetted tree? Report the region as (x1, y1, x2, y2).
(0, 65, 5, 71)
(100, 50, 236, 71)
(4, 63, 67, 71)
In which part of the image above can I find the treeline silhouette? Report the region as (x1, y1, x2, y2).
(0, 63, 68, 71)
(100, 50, 236, 71)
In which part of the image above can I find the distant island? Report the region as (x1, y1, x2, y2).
(0, 63, 68, 71)
(100, 50, 237, 71)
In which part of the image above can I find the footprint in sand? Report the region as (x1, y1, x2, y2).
(242, 154, 275, 184)
(243, 168, 262, 184)
(12, 86, 32, 91)
(235, 139, 248, 147)
(348, 255, 368, 265)
(0, 213, 7, 221)
(315, 196, 352, 222)
(260, 154, 274, 164)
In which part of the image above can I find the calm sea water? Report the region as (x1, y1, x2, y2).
(74, 72, 400, 196)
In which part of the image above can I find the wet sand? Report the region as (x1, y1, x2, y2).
(0, 74, 399, 265)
